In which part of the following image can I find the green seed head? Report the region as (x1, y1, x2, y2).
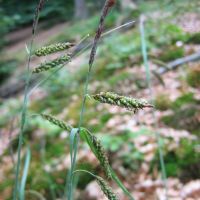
(96, 176, 119, 200)
(33, 55, 71, 73)
(87, 131, 111, 179)
(92, 92, 153, 112)
(35, 42, 75, 56)
(41, 114, 72, 132)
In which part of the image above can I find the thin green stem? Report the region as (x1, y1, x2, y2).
(13, 39, 33, 200)
(66, 1, 115, 199)
(13, 1, 44, 199)
(73, 169, 96, 178)
(139, 15, 168, 200)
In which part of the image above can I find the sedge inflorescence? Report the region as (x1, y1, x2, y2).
(41, 114, 111, 178)
(92, 92, 153, 112)
(96, 176, 119, 200)
(41, 114, 72, 132)
(33, 54, 71, 73)
(35, 42, 74, 56)
(87, 131, 111, 179)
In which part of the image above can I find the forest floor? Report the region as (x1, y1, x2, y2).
(0, 1, 200, 200)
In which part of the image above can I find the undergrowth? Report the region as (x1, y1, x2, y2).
(9, 0, 200, 200)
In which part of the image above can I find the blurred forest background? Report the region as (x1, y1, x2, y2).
(0, 0, 200, 199)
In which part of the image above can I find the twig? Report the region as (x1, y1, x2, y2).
(158, 51, 200, 74)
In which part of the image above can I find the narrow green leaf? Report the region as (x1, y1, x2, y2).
(110, 168, 134, 200)
(80, 129, 134, 200)
(67, 128, 79, 200)
(19, 147, 31, 200)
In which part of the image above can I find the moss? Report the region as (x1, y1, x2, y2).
(154, 93, 172, 111)
(186, 32, 200, 44)
(187, 64, 200, 88)
(45, 140, 66, 160)
(76, 163, 95, 189)
(159, 46, 184, 62)
(151, 140, 199, 180)
(171, 92, 198, 110)
(165, 140, 200, 181)
(147, 22, 189, 47)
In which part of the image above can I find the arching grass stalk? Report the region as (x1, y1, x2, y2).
(66, 1, 116, 199)
(13, 1, 45, 200)
(139, 15, 168, 200)
(74, 170, 119, 200)
(40, 114, 135, 199)
(28, 20, 135, 96)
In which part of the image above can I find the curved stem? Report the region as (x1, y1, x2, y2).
(73, 169, 97, 178)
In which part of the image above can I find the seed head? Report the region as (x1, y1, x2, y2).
(92, 92, 153, 113)
(35, 42, 74, 56)
(41, 114, 72, 132)
(87, 131, 111, 179)
(96, 176, 119, 200)
(33, 55, 71, 73)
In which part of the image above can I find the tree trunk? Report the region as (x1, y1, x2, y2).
(74, 0, 88, 19)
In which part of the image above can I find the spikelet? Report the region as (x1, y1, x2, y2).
(92, 92, 153, 113)
(86, 131, 111, 178)
(96, 176, 119, 200)
(35, 42, 74, 56)
(41, 114, 72, 132)
(33, 55, 71, 73)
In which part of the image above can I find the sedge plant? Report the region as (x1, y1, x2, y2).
(16, 0, 154, 200)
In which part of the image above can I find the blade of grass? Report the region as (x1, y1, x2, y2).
(13, 1, 45, 199)
(66, 128, 79, 200)
(139, 15, 168, 200)
(19, 147, 31, 200)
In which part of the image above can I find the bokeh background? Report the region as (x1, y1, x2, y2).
(0, 0, 200, 199)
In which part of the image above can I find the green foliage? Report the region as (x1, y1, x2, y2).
(100, 113, 113, 124)
(154, 93, 172, 111)
(186, 32, 200, 44)
(76, 163, 95, 189)
(52, 11, 120, 43)
(187, 64, 200, 88)
(100, 30, 144, 70)
(0, 60, 17, 84)
(171, 92, 197, 110)
(164, 140, 200, 181)
(2, 1, 200, 199)
(147, 22, 188, 47)
(159, 46, 184, 62)
(162, 104, 200, 133)
(2, 0, 74, 29)
(45, 139, 66, 160)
